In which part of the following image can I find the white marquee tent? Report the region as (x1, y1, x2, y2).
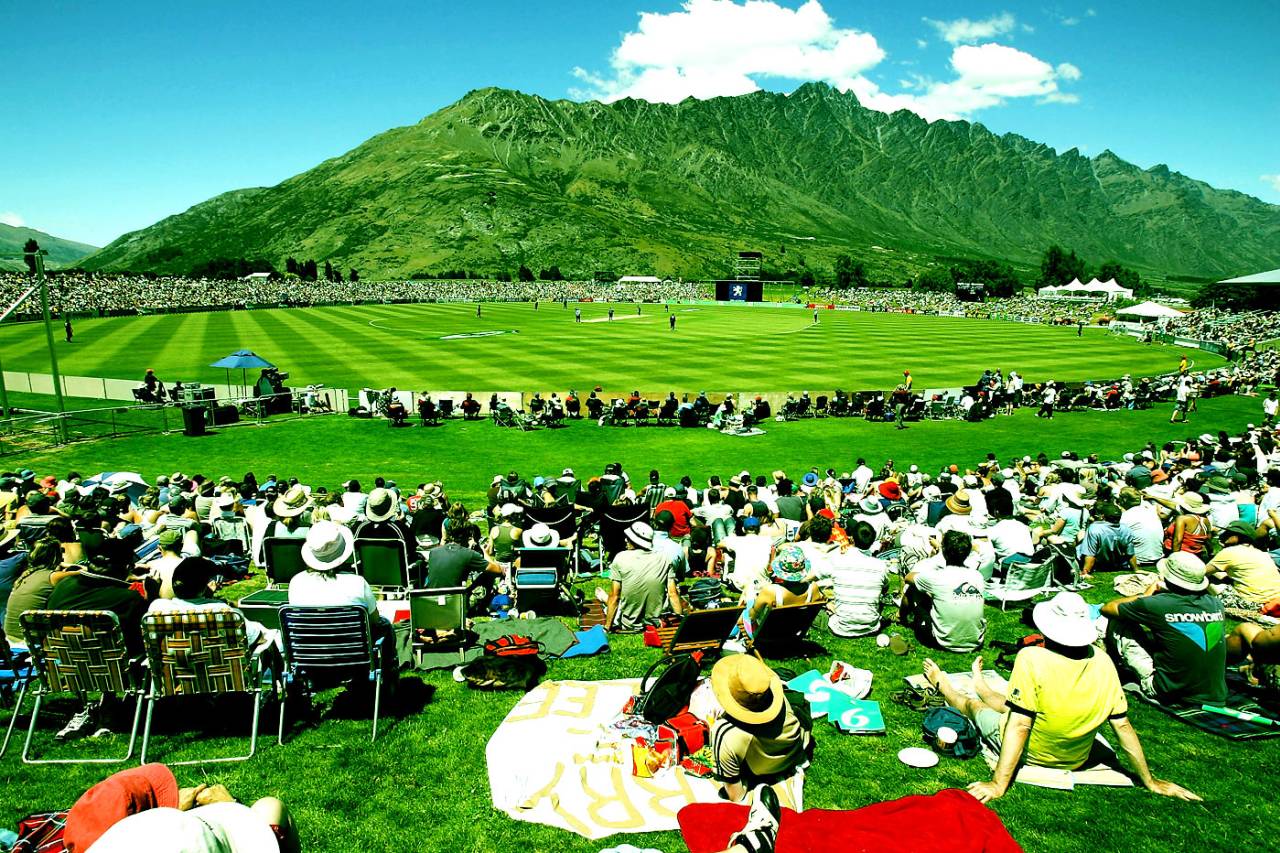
(1037, 277, 1134, 301)
(1115, 300, 1184, 320)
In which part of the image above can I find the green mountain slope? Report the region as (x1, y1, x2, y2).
(81, 84, 1280, 280)
(0, 224, 98, 271)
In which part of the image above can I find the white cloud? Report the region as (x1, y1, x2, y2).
(571, 2, 1081, 123)
(1061, 16, 1080, 26)
(1261, 175, 1280, 193)
(0, 212, 24, 228)
(923, 12, 1017, 45)
(916, 38, 928, 49)
(570, 0, 884, 103)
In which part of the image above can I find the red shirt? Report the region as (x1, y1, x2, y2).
(654, 500, 694, 537)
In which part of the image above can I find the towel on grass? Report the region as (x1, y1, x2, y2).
(677, 789, 1023, 853)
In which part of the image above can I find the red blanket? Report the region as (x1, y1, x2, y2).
(678, 789, 1023, 853)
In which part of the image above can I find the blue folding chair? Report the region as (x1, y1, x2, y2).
(277, 606, 385, 744)
(0, 636, 35, 758)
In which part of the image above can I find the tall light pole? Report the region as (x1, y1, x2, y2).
(28, 249, 68, 441)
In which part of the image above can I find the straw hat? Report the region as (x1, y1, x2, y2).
(711, 654, 784, 726)
(301, 521, 354, 572)
(1157, 552, 1208, 592)
(273, 484, 311, 518)
(364, 487, 397, 522)
(946, 490, 972, 515)
(522, 523, 556, 548)
(1176, 492, 1209, 515)
(1032, 591, 1097, 647)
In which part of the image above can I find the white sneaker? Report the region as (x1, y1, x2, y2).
(55, 709, 94, 741)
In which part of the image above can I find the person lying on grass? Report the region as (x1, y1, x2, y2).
(922, 591, 1200, 804)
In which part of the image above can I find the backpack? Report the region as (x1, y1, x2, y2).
(633, 654, 702, 724)
(686, 578, 725, 610)
(483, 634, 542, 658)
(922, 706, 981, 759)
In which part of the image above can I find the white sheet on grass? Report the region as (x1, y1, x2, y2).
(486, 679, 721, 840)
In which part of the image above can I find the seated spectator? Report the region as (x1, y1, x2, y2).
(425, 523, 502, 591)
(1117, 487, 1164, 569)
(3, 537, 66, 647)
(146, 529, 186, 599)
(46, 539, 147, 740)
(148, 557, 276, 652)
(902, 530, 986, 653)
(926, 592, 1199, 803)
(709, 655, 813, 808)
(289, 521, 397, 683)
(1077, 502, 1137, 578)
(353, 487, 411, 546)
(984, 488, 1034, 571)
(651, 510, 689, 581)
(719, 517, 774, 593)
(604, 522, 681, 632)
(745, 545, 821, 631)
(484, 504, 523, 568)
(654, 489, 697, 544)
(806, 517, 889, 638)
(1101, 552, 1226, 706)
(1206, 520, 1280, 610)
(269, 485, 313, 538)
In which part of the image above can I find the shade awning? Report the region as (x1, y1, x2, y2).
(210, 349, 275, 369)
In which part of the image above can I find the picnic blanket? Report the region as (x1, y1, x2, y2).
(487, 679, 720, 840)
(1135, 689, 1280, 740)
(415, 616, 578, 671)
(678, 789, 1023, 853)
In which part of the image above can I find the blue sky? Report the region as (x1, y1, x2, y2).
(1, 0, 1277, 248)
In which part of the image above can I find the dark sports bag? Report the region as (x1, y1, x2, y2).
(484, 634, 542, 658)
(686, 578, 725, 610)
(633, 653, 702, 724)
(461, 655, 547, 691)
(922, 706, 981, 759)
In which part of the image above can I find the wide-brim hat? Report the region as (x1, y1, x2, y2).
(878, 481, 903, 501)
(302, 521, 355, 571)
(1177, 492, 1209, 515)
(1202, 476, 1231, 495)
(1061, 486, 1095, 509)
(87, 801, 279, 853)
(1158, 552, 1208, 592)
(499, 503, 522, 518)
(365, 487, 397, 522)
(1220, 520, 1256, 541)
(214, 491, 237, 510)
(273, 484, 312, 518)
(769, 544, 810, 583)
(946, 490, 972, 515)
(624, 521, 654, 550)
(859, 496, 883, 514)
(522, 523, 556, 548)
(65, 763, 179, 853)
(1032, 591, 1097, 647)
(711, 654, 784, 726)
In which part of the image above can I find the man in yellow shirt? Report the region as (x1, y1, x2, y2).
(1206, 521, 1280, 609)
(923, 592, 1199, 803)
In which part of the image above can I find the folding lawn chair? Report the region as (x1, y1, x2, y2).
(409, 587, 471, 665)
(354, 538, 411, 597)
(0, 636, 35, 758)
(662, 606, 741, 657)
(749, 600, 826, 657)
(984, 559, 1056, 610)
(520, 505, 581, 576)
(139, 610, 270, 764)
(261, 537, 307, 587)
(278, 605, 385, 744)
(16, 610, 146, 764)
(512, 547, 571, 615)
(598, 505, 650, 566)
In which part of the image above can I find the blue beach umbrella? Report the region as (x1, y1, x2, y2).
(210, 350, 275, 398)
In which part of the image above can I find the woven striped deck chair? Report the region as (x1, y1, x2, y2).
(18, 610, 145, 764)
(140, 609, 270, 764)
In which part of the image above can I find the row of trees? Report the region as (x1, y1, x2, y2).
(284, 257, 358, 283)
(1192, 282, 1279, 311)
(1036, 245, 1142, 295)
